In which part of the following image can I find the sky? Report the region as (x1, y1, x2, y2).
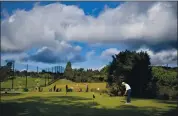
(1, 1, 177, 71)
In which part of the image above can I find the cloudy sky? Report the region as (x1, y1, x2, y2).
(1, 1, 177, 71)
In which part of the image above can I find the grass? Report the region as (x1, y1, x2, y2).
(1, 79, 178, 116)
(42, 79, 107, 92)
(1, 77, 52, 89)
(1, 92, 178, 116)
(1, 78, 106, 92)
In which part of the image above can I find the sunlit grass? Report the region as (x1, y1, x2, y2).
(1, 92, 177, 116)
(42, 79, 107, 92)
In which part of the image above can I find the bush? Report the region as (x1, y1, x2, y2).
(68, 88, 73, 92)
(157, 86, 177, 100)
(23, 88, 29, 92)
(107, 83, 123, 96)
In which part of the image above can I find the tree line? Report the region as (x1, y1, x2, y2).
(63, 61, 108, 82)
(63, 50, 178, 100)
(1, 50, 177, 99)
(106, 50, 177, 99)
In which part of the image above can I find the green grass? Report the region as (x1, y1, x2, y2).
(1, 79, 178, 116)
(1, 92, 177, 116)
(1, 77, 52, 89)
(42, 79, 107, 92)
(1, 78, 106, 92)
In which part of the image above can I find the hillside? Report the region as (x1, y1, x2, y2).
(1, 77, 52, 89)
(42, 79, 107, 92)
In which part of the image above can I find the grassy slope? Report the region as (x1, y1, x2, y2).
(1, 77, 52, 89)
(42, 79, 106, 92)
(1, 92, 178, 116)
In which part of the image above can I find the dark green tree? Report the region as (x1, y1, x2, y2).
(64, 61, 74, 80)
(6, 60, 15, 89)
(0, 66, 11, 82)
(107, 50, 153, 97)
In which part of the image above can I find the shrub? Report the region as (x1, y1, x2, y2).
(68, 88, 73, 92)
(107, 83, 122, 96)
(157, 86, 177, 100)
(23, 88, 29, 92)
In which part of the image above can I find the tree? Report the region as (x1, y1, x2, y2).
(0, 66, 11, 82)
(100, 65, 109, 81)
(64, 61, 74, 80)
(107, 50, 153, 97)
(5, 60, 15, 89)
(42, 70, 46, 73)
(151, 66, 178, 99)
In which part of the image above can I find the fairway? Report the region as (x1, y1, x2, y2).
(42, 79, 107, 92)
(1, 92, 177, 116)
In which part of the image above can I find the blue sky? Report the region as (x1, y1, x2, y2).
(1, 1, 177, 71)
(1, 1, 123, 17)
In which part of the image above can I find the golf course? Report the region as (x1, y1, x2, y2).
(1, 79, 178, 116)
(1, 1, 178, 115)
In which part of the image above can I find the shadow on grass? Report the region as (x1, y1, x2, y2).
(1, 95, 177, 116)
(156, 100, 178, 105)
(1, 92, 22, 96)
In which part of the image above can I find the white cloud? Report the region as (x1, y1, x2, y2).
(22, 41, 85, 63)
(100, 47, 177, 66)
(2, 41, 85, 64)
(101, 48, 120, 59)
(136, 48, 177, 66)
(1, 2, 177, 53)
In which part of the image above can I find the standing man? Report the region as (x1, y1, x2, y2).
(66, 85, 68, 95)
(122, 82, 131, 104)
(53, 85, 56, 92)
(86, 84, 89, 92)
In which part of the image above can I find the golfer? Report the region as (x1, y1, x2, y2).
(122, 82, 131, 104)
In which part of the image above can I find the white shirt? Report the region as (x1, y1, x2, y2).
(124, 84, 131, 91)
